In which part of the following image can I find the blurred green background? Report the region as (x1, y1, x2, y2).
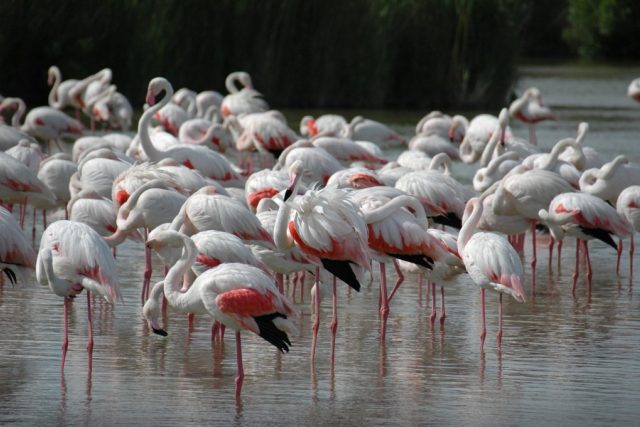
(0, 0, 638, 109)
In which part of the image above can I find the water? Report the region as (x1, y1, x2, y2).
(2, 64, 640, 426)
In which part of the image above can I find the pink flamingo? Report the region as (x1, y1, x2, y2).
(139, 77, 243, 187)
(47, 65, 79, 111)
(628, 78, 640, 102)
(509, 87, 555, 146)
(274, 140, 343, 185)
(616, 186, 640, 276)
(144, 229, 297, 400)
(220, 71, 269, 117)
(274, 160, 370, 366)
(36, 220, 121, 371)
(228, 111, 297, 161)
(342, 115, 405, 147)
(458, 198, 526, 349)
(0, 206, 36, 285)
(311, 135, 388, 166)
(539, 192, 632, 293)
(300, 114, 347, 138)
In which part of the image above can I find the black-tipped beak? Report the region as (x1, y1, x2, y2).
(284, 188, 293, 201)
(152, 327, 168, 337)
(3, 268, 16, 285)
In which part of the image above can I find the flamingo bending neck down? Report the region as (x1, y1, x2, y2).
(144, 229, 297, 400)
(458, 198, 525, 350)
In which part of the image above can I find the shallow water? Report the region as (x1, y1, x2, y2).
(2, 64, 640, 426)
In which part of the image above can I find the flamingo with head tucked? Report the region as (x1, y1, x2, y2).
(36, 220, 121, 371)
(458, 198, 525, 349)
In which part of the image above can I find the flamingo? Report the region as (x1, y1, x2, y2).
(311, 135, 388, 166)
(139, 77, 243, 187)
(196, 90, 224, 117)
(6, 139, 45, 172)
(21, 104, 83, 152)
(326, 167, 385, 190)
(352, 190, 457, 338)
(144, 229, 297, 400)
(37, 153, 77, 222)
(0, 151, 56, 227)
(616, 186, 640, 276)
(459, 114, 510, 164)
(105, 179, 187, 302)
(539, 192, 632, 293)
(245, 169, 289, 212)
(154, 102, 189, 136)
(274, 140, 343, 185)
(220, 71, 269, 117)
(36, 220, 121, 371)
(628, 78, 640, 102)
(169, 186, 275, 248)
(0, 98, 39, 150)
(0, 206, 36, 285)
(342, 115, 405, 147)
(229, 111, 297, 160)
(579, 155, 640, 204)
(300, 114, 347, 138)
(458, 198, 525, 349)
(47, 65, 79, 111)
(509, 87, 555, 146)
(559, 122, 606, 170)
(73, 156, 131, 200)
(274, 160, 370, 366)
(179, 109, 231, 153)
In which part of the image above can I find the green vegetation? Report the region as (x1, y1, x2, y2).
(0, 1, 637, 110)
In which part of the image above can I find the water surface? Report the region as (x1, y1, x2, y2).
(2, 64, 640, 426)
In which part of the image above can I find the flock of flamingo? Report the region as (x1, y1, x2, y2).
(1, 67, 640, 400)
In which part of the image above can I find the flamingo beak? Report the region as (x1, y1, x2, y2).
(284, 171, 300, 201)
(146, 90, 156, 107)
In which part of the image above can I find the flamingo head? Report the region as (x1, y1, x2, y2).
(284, 160, 304, 201)
(142, 296, 168, 337)
(146, 77, 171, 107)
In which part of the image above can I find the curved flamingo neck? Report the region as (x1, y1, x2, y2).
(11, 98, 26, 128)
(480, 124, 502, 167)
(485, 151, 519, 176)
(225, 72, 252, 94)
(429, 153, 451, 174)
(540, 138, 580, 170)
(458, 199, 482, 255)
(137, 80, 173, 161)
(163, 233, 199, 308)
(48, 67, 63, 108)
(600, 155, 629, 180)
(363, 195, 427, 224)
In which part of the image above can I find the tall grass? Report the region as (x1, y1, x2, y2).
(0, 0, 526, 109)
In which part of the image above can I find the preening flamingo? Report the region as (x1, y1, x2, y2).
(300, 114, 347, 138)
(579, 155, 640, 204)
(342, 115, 405, 147)
(221, 71, 269, 117)
(47, 65, 79, 111)
(36, 220, 121, 371)
(143, 229, 297, 400)
(274, 160, 370, 366)
(539, 192, 632, 293)
(458, 198, 525, 349)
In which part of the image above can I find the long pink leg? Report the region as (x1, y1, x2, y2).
(329, 276, 338, 368)
(572, 239, 581, 294)
(299, 272, 305, 303)
(142, 228, 152, 304)
(480, 289, 486, 350)
(429, 281, 436, 326)
(211, 321, 220, 342)
(497, 293, 503, 347)
(530, 223, 537, 292)
(439, 286, 446, 325)
(291, 272, 298, 302)
(387, 259, 404, 303)
(310, 267, 320, 366)
(235, 331, 244, 401)
(583, 240, 592, 289)
(62, 297, 70, 371)
(630, 235, 635, 278)
(379, 263, 389, 341)
(64, 204, 69, 220)
(275, 273, 284, 294)
(557, 240, 563, 274)
(42, 210, 48, 230)
(87, 291, 94, 373)
(31, 207, 37, 244)
(616, 238, 624, 275)
(19, 200, 26, 229)
(548, 236, 555, 272)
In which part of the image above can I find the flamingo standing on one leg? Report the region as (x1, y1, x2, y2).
(458, 198, 526, 350)
(509, 87, 555, 146)
(143, 230, 297, 401)
(36, 220, 121, 371)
